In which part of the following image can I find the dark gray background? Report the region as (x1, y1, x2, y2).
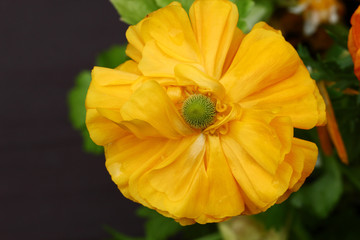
(0, 0, 144, 239)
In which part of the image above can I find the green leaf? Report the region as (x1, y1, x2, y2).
(103, 225, 144, 240)
(136, 207, 182, 240)
(155, 0, 194, 12)
(297, 44, 358, 89)
(193, 232, 222, 240)
(243, 0, 274, 32)
(325, 44, 353, 70)
(253, 201, 290, 231)
(341, 166, 360, 192)
(110, 0, 158, 25)
(96, 45, 128, 69)
(325, 24, 349, 49)
(182, 223, 219, 240)
(291, 216, 312, 240)
(230, 0, 254, 17)
(230, 0, 255, 32)
(81, 128, 103, 154)
(68, 70, 92, 130)
(290, 155, 343, 218)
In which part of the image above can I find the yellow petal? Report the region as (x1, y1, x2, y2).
(106, 133, 247, 224)
(120, 80, 194, 139)
(138, 41, 186, 77)
(85, 66, 138, 145)
(221, 127, 293, 211)
(220, 22, 326, 129)
(94, 108, 164, 139)
(222, 27, 245, 74)
(220, 23, 300, 103)
(220, 109, 293, 211)
(105, 134, 170, 206)
(115, 60, 141, 75)
(240, 65, 326, 129)
(204, 135, 245, 219)
(126, 43, 142, 63)
(283, 142, 306, 190)
(277, 138, 318, 203)
(86, 109, 127, 146)
(189, 0, 239, 79)
(85, 66, 138, 110)
(227, 110, 293, 175)
(290, 138, 318, 191)
(106, 134, 210, 223)
(128, 2, 200, 77)
(313, 84, 327, 126)
(125, 20, 145, 62)
(174, 63, 226, 98)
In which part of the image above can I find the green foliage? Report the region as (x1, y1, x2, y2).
(80, 128, 103, 154)
(68, 71, 90, 130)
(325, 24, 350, 49)
(341, 166, 360, 192)
(104, 225, 143, 240)
(289, 186, 360, 240)
(297, 44, 357, 90)
(254, 201, 290, 231)
(193, 233, 222, 240)
(96, 45, 128, 69)
(291, 155, 343, 219)
(136, 207, 182, 240)
(289, 21, 360, 239)
(230, 0, 255, 32)
(155, 0, 194, 12)
(110, 0, 158, 25)
(104, 206, 220, 240)
(241, 0, 274, 32)
(110, 0, 194, 25)
(297, 22, 358, 91)
(330, 92, 360, 164)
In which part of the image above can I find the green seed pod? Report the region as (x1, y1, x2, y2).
(182, 94, 216, 129)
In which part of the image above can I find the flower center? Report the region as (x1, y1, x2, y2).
(182, 94, 216, 129)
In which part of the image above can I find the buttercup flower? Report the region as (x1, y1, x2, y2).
(348, 5, 360, 81)
(290, 0, 341, 35)
(86, 0, 326, 225)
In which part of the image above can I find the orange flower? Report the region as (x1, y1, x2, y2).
(348, 5, 360, 81)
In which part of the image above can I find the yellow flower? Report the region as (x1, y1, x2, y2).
(86, 0, 326, 225)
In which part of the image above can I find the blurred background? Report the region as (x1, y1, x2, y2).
(0, 0, 144, 239)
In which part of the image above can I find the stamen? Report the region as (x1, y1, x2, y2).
(182, 94, 216, 129)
